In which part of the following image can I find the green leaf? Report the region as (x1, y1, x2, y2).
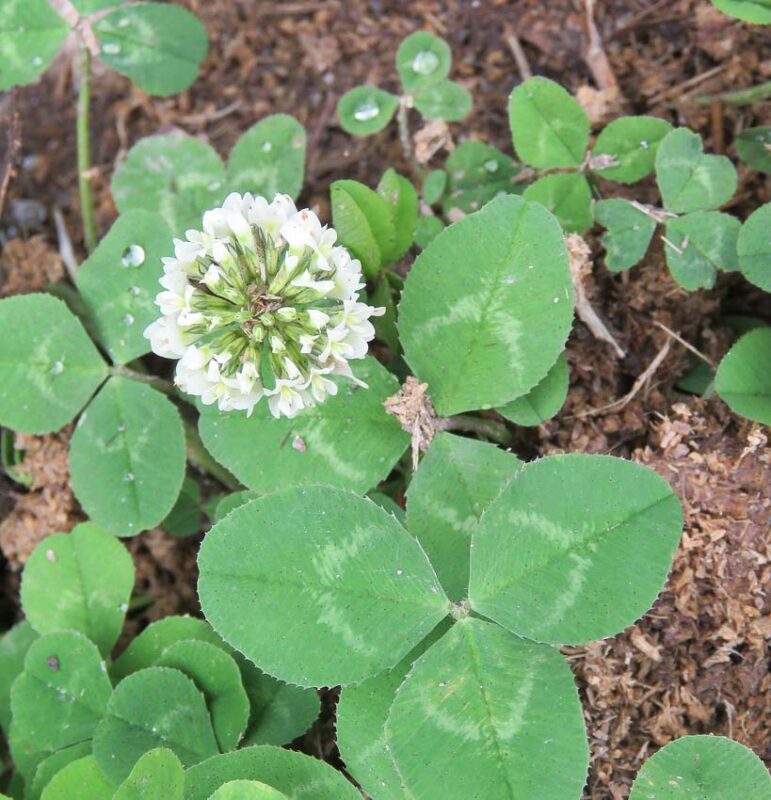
(93, 667, 219, 783)
(2, 427, 33, 487)
(406, 433, 521, 601)
(155, 640, 249, 753)
(735, 126, 771, 173)
(655, 128, 737, 213)
(629, 735, 771, 799)
(213, 491, 259, 523)
(442, 141, 524, 216)
(208, 782, 289, 800)
(69, 377, 186, 537)
(11, 632, 112, 756)
(469, 454, 683, 644)
(76, 210, 172, 365)
(198, 487, 449, 687)
(367, 491, 406, 525)
(663, 211, 741, 290)
(522, 172, 592, 233)
(413, 80, 472, 122)
(509, 77, 590, 168)
(715, 328, 771, 425)
(162, 476, 203, 537)
(0, 621, 38, 732)
(184, 746, 361, 800)
(377, 168, 418, 262)
(591, 116, 673, 184)
(594, 199, 657, 271)
(111, 133, 225, 235)
(399, 194, 574, 416)
(236, 655, 319, 747)
(30, 741, 93, 800)
(226, 115, 306, 201)
(396, 31, 451, 93)
(330, 179, 396, 277)
(0, 0, 69, 90)
(198, 357, 408, 494)
(114, 748, 184, 800)
(112, 617, 226, 682)
(710, 0, 771, 23)
(422, 170, 447, 205)
(336, 86, 399, 136)
(414, 215, 445, 249)
(0, 294, 107, 434)
(498, 351, 569, 425)
(94, 3, 207, 96)
(20, 522, 134, 655)
(71, 0, 133, 12)
(738, 202, 771, 291)
(386, 618, 589, 800)
(337, 622, 450, 800)
(39, 756, 115, 800)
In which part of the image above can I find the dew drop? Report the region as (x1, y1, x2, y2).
(17, 25, 25, 33)
(123, 472, 135, 482)
(121, 244, 145, 268)
(129, 285, 141, 296)
(553, 296, 560, 303)
(122, 313, 135, 326)
(353, 99, 380, 122)
(502, 275, 516, 285)
(50, 360, 64, 375)
(208, 179, 221, 191)
(412, 50, 439, 76)
(396, 568, 403, 576)
(640, 139, 649, 149)
(261, 141, 272, 153)
(119, 603, 128, 613)
(101, 42, 121, 56)
(527, 264, 535, 270)
(45, 548, 57, 563)
(117, 16, 130, 28)
(484, 159, 499, 173)
(117, 423, 126, 433)
(32, 55, 43, 67)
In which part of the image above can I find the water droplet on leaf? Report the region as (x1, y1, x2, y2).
(121, 244, 145, 267)
(484, 159, 499, 173)
(50, 360, 64, 375)
(412, 50, 439, 75)
(32, 56, 43, 67)
(640, 139, 649, 149)
(353, 99, 380, 122)
(122, 313, 135, 325)
(261, 141, 272, 153)
(102, 42, 121, 56)
(123, 472, 134, 482)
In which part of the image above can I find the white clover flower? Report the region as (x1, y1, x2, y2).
(144, 193, 384, 419)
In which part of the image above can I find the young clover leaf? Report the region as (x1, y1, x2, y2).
(655, 128, 737, 214)
(385, 618, 589, 800)
(422, 169, 447, 206)
(442, 141, 524, 216)
(113, 748, 184, 800)
(39, 756, 115, 800)
(398, 194, 574, 416)
(197, 487, 450, 688)
(629, 735, 771, 799)
(0, 294, 107, 435)
(0, 621, 38, 733)
(20, 522, 134, 656)
(10, 631, 112, 764)
(594, 199, 657, 271)
(738, 202, 771, 291)
(93, 666, 219, 783)
(69, 377, 186, 537)
(715, 327, 771, 425)
(30, 741, 93, 800)
(509, 76, 590, 169)
(522, 172, 593, 233)
(76, 210, 172, 365)
(197, 357, 408, 495)
(405, 433, 522, 601)
(0, 0, 69, 90)
(396, 31, 452, 94)
(93, 3, 208, 96)
(709, 0, 771, 23)
(662, 210, 741, 291)
(337, 86, 400, 136)
(184, 746, 362, 800)
(497, 351, 569, 426)
(414, 214, 445, 249)
(162, 476, 203, 537)
(468, 454, 683, 644)
(412, 79, 472, 122)
(377, 168, 419, 263)
(735, 126, 771, 173)
(591, 116, 673, 184)
(209, 782, 289, 800)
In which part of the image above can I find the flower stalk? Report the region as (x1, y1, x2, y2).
(77, 46, 97, 253)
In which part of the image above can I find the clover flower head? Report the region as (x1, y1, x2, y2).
(144, 193, 383, 418)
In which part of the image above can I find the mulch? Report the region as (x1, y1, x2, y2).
(0, 1, 769, 797)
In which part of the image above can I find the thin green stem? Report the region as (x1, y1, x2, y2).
(695, 79, 771, 106)
(182, 418, 241, 491)
(110, 364, 175, 394)
(77, 46, 97, 253)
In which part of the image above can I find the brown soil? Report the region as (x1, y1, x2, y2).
(0, 1, 769, 798)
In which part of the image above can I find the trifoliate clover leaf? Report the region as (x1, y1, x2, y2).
(412, 79, 472, 122)
(396, 31, 452, 93)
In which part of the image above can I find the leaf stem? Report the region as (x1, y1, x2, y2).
(110, 364, 175, 394)
(182, 417, 241, 491)
(438, 414, 511, 444)
(77, 46, 97, 253)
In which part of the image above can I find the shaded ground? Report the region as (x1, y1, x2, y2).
(0, 1, 769, 798)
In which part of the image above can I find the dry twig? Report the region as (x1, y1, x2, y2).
(0, 90, 22, 222)
(504, 29, 532, 81)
